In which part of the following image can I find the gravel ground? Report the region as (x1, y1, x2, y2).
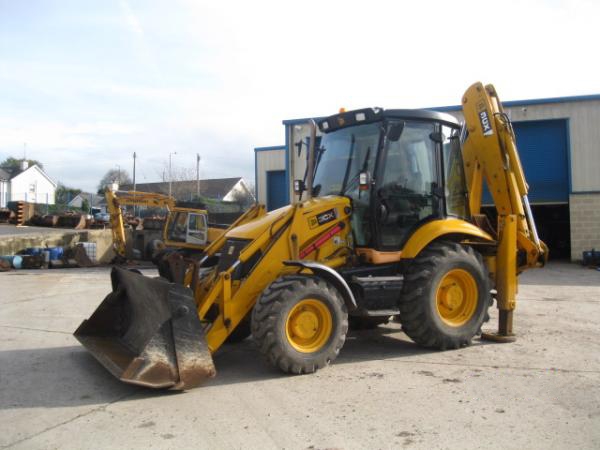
(0, 262, 599, 450)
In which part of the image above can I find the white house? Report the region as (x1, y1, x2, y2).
(0, 169, 9, 208)
(0, 161, 57, 207)
(67, 192, 106, 212)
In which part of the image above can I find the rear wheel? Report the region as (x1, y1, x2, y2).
(399, 241, 491, 350)
(251, 275, 348, 374)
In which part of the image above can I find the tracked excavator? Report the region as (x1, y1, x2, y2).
(75, 82, 547, 390)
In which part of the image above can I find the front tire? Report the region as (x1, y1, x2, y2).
(251, 275, 348, 374)
(399, 241, 491, 350)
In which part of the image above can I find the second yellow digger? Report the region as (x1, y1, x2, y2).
(75, 82, 547, 390)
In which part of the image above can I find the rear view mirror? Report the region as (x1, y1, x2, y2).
(359, 172, 370, 191)
(293, 179, 305, 195)
(387, 122, 405, 142)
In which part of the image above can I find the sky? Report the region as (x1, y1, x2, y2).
(0, 0, 598, 193)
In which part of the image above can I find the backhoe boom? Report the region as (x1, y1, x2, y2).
(461, 82, 548, 339)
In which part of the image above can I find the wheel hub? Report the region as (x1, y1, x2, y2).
(435, 269, 478, 327)
(285, 299, 333, 353)
(290, 309, 319, 339)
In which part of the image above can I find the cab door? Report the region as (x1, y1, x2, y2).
(374, 120, 441, 250)
(186, 212, 208, 245)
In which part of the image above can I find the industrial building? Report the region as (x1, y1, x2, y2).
(255, 93, 600, 261)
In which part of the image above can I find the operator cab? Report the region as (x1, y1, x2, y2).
(165, 209, 208, 246)
(310, 107, 468, 255)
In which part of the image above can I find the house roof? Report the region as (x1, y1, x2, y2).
(120, 177, 243, 200)
(69, 192, 105, 207)
(0, 168, 10, 181)
(0, 164, 57, 187)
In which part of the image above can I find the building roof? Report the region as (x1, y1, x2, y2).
(0, 168, 10, 181)
(282, 93, 600, 123)
(69, 192, 105, 207)
(428, 93, 600, 113)
(120, 177, 243, 200)
(255, 145, 285, 152)
(0, 164, 57, 187)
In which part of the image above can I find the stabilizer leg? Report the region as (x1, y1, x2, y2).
(482, 214, 517, 343)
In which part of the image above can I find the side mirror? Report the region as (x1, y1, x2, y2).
(359, 172, 370, 191)
(293, 179, 305, 195)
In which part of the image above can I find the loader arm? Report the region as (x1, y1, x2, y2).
(461, 82, 548, 339)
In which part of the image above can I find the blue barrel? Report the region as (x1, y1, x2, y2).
(47, 247, 64, 261)
(12, 255, 23, 269)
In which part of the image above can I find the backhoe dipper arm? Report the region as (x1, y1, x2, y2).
(461, 82, 548, 340)
(105, 190, 177, 259)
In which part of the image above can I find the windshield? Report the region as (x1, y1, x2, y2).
(312, 123, 381, 197)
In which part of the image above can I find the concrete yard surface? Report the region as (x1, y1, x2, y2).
(0, 263, 599, 449)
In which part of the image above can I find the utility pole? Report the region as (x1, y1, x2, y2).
(132, 152, 137, 216)
(169, 152, 176, 198)
(133, 152, 137, 191)
(196, 153, 200, 199)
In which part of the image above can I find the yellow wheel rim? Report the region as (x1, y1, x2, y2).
(285, 299, 333, 353)
(435, 269, 478, 327)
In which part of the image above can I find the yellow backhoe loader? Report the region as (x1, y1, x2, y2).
(75, 82, 547, 390)
(105, 189, 219, 261)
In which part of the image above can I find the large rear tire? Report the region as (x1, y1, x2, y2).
(399, 241, 491, 350)
(251, 275, 348, 374)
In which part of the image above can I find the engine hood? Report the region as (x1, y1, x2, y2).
(226, 204, 294, 240)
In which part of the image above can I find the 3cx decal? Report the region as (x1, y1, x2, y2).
(308, 208, 337, 229)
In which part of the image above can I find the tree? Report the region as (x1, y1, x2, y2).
(55, 182, 82, 205)
(81, 198, 90, 213)
(0, 156, 44, 171)
(97, 169, 132, 193)
(230, 185, 256, 210)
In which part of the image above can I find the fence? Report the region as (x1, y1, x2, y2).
(1, 192, 53, 214)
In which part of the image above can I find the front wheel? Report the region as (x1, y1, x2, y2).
(398, 241, 491, 350)
(251, 275, 348, 374)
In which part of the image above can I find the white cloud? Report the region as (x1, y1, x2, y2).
(1, 0, 599, 192)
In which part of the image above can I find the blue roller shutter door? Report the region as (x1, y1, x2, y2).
(483, 119, 569, 204)
(266, 170, 287, 211)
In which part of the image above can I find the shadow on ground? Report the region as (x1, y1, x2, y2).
(0, 325, 495, 410)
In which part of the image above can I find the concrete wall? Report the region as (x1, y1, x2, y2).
(569, 193, 600, 260)
(0, 229, 117, 264)
(10, 165, 56, 205)
(255, 148, 285, 205)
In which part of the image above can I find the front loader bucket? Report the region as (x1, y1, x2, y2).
(74, 266, 216, 390)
